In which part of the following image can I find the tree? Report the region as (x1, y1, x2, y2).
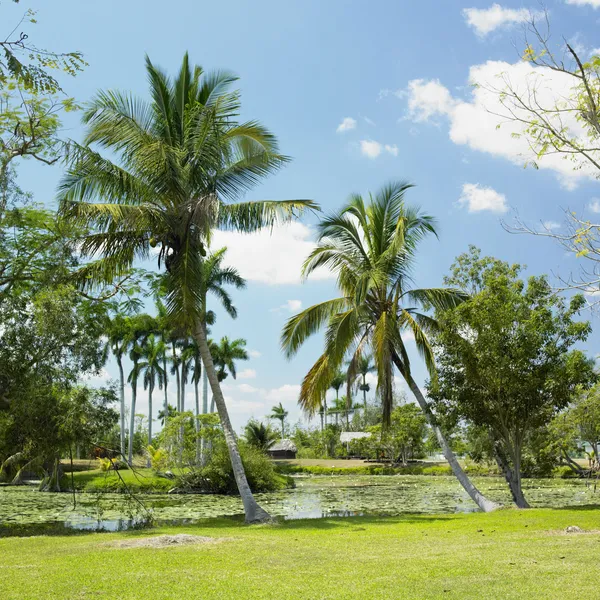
(382, 403, 427, 466)
(57, 54, 316, 522)
(352, 353, 375, 416)
(244, 420, 279, 453)
(210, 337, 249, 410)
(429, 247, 596, 507)
(270, 403, 288, 439)
(328, 370, 345, 426)
(281, 182, 499, 512)
(139, 334, 166, 452)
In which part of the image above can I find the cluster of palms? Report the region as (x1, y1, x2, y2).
(58, 51, 499, 522)
(105, 297, 249, 465)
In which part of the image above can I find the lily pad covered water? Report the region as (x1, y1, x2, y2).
(0, 475, 598, 529)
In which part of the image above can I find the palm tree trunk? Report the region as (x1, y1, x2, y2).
(194, 374, 201, 465)
(147, 386, 153, 468)
(128, 378, 137, 465)
(162, 356, 169, 424)
(193, 321, 270, 523)
(172, 343, 181, 412)
(202, 368, 208, 413)
(117, 356, 126, 458)
(401, 368, 499, 513)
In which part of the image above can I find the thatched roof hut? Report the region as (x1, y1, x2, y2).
(267, 439, 297, 459)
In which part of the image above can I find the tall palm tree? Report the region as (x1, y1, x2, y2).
(200, 248, 245, 416)
(57, 53, 316, 522)
(353, 353, 375, 416)
(329, 371, 345, 426)
(155, 300, 171, 424)
(105, 314, 129, 457)
(270, 402, 288, 439)
(210, 337, 249, 410)
(281, 182, 498, 512)
(139, 334, 166, 451)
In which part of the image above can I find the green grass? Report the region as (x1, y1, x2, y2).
(1, 508, 599, 599)
(65, 468, 176, 493)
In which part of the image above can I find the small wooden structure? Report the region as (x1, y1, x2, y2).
(268, 439, 297, 460)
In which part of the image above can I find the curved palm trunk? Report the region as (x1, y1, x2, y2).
(117, 356, 126, 458)
(400, 366, 499, 513)
(128, 376, 137, 465)
(193, 321, 270, 523)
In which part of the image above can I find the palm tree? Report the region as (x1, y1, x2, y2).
(105, 314, 129, 457)
(139, 334, 166, 452)
(200, 248, 245, 416)
(353, 353, 375, 416)
(270, 402, 288, 439)
(58, 54, 316, 522)
(158, 404, 176, 426)
(281, 182, 498, 512)
(244, 421, 279, 453)
(210, 337, 248, 410)
(329, 371, 345, 426)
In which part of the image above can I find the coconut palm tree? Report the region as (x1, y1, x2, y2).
(270, 402, 288, 439)
(139, 334, 166, 452)
(57, 53, 316, 522)
(281, 182, 499, 512)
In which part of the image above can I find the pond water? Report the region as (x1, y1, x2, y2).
(0, 475, 598, 530)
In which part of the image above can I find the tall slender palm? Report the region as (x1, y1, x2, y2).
(353, 353, 375, 416)
(281, 182, 498, 512)
(329, 370, 345, 426)
(139, 334, 166, 451)
(127, 343, 143, 465)
(155, 300, 171, 424)
(200, 248, 245, 415)
(270, 402, 288, 439)
(58, 54, 316, 522)
(105, 315, 129, 457)
(189, 340, 203, 462)
(210, 337, 249, 410)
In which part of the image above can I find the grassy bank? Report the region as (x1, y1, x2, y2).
(1, 508, 599, 599)
(64, 468, 176, 493)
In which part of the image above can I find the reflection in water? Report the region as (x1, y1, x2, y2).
(1, 475, 598, 530)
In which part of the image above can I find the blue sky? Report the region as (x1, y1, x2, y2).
(7, 0, 600, 430)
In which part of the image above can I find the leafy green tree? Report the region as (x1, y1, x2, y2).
(244, 420, 279, 452)
(270, 403, 289, 439)
(57, 54, 316, 522)
(429, 247, 596, 507)
(379, 403, 427, 465)
(281, 182, 498, 512)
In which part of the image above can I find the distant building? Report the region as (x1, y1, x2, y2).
(267, 439, 297, 460)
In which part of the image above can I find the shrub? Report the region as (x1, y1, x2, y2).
(178, 443, 293, 494)
(95, 457, 127, 472)
(146, 445, 168, 472)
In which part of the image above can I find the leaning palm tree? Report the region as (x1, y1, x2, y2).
(270, 402, 288, 439)
(139, 334, 166, 452)
(281, 182, 498, 512)
(58, 53, 316, 522)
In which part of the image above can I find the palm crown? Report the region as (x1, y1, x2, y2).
(281, 182, 467, 425)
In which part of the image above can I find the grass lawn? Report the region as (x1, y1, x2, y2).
(65, 468, 176, 493)
(1, 508, 599, 599)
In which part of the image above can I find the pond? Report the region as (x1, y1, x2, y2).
(0, 475, 598, 530)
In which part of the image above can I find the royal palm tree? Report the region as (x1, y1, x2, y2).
(353, 353, 375, 416)
(270, 402, 288, 439)
(209, 337, 249, 411)
(329, 371, 345, 426)
(281, 182, 498, 512)
(139, 334, 166, 452)
(58, 54, 316, 522)
(105, 314, 129, 457)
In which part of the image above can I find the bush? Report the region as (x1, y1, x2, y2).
(147, 445, 168, 472)
(178, 443, 294, 494)
(96, 457, 128, 472)
(552, 465, 579, 479)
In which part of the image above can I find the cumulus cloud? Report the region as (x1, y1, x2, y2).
(360, 140, 399, 159)
(463, 4, 531, 37)
(211, 222, 334, 285)
(271, 299, 303, 314)
(337, 117, 357, 133)
(403, 60, 597, 187)
(459, 183, 508, 213)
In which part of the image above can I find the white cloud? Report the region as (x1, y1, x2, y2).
(360, 139, 382, 158)
(463, 4, 531, 37)
(238, 368, 257, 380)
(459, 183, 508, 213)
(81, 368, 112, 386)
(360, 140, 398, 159)
(591, 48, 600, 56)
(542, 220, 561, 230)
(566, 0, 600, 7)
(270, 299, 303, 314)
(589, 199, 600, 213)
(211, 222, 334, 285)
(403, 60, 597, 187)
(248, 349, 261, 358)
(337, 117, 357, 133)
(264, 384, 301, 403)
(238, 383, 260, 394)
